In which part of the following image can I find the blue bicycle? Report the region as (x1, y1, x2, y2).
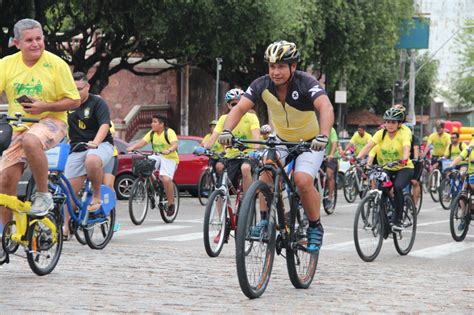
(43, 142, 116, 249)
(439, 168, 464, 210)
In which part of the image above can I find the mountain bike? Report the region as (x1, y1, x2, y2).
(314, 158, 337, 215)
(449, 172, 473, 242)
(0, 114, 62, 275)
(128, 151, 180, 224)
(427, 157, 444, 202)
(234, 136, 319, 299)
(203, 152, 249, 257)
(353, 162, 417, 262)
(196, 150, 221, 206)
(343, 158, 369, 203)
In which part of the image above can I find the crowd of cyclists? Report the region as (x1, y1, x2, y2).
(1, 19, 473, 298)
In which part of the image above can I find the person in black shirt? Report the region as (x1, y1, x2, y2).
(64, 72, 114, 222)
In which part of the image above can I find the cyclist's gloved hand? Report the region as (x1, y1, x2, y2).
(217, 129, 233, 146)
(311, 135, 328, 151)
(400, 159, 408, 167)
(193, 146, 206, 156)
(260, 124, 272, 135)
(248, 151, 261, 160)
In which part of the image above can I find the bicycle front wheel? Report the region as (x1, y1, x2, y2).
(393, 195, 417, 255)
(235, 180, 276, 299)
(438, 178, 452, 210)
(2, 221, 20, 254)
(84, 208, 116, 250)
(286, 202, 319, 289)
(27, 213, 63, 276)
(129, 178, 149, 225)
(428, 170, 440, 202)
(203, 189, 228, 257)
(323, 177, 337, 215)
(343, 173, 358, 203)
(449, 194, 470, 242)
(198, 169, 214, 206)
(159, 181, 180, 223)
(353, 193, 383, 262)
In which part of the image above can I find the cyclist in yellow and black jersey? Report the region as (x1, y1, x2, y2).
(357, 107, 414, 232)
(444, 132, 467, 171)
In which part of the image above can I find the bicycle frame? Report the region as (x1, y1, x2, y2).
(0, 194, 58, 247)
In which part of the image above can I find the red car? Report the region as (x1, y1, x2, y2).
(113, 136, 208, 199)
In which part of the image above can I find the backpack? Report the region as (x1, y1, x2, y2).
(448, 142, 462, 158)
(150, 128, 177, 153)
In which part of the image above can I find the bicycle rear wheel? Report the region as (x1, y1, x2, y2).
(438, 178, 452, 210)
(235, 180, 276, 299)
(84, 208, 116, 250)
(353, 194, 383, 262)
(129, 178, 149, 225)
(286, 200, 319, 289)
(198, 169, 214, 206)
(203, 190, 228, 257)
(421, 168, 429, 193)
(159, 181, 180, 223)
(449, 194, 470, 242)
(27, 213, 63, 276)
(343, 173, 357, 203)
(393, 196, 417, 255)
(414, 185, 423, 215)
(428, 170, 440, 202)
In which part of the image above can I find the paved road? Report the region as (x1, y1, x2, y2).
(1, 192, 473, 313)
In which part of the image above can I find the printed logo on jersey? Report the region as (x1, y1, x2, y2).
(245, 87, 253, 96)
(84, 107, 91, 118)
(309, 85, 323, 98)
(292, 91, 299, 100)
(78, 120, 86, 130)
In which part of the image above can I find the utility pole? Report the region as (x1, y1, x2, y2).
(407, 49, 416, 125)
(214, 58, 223, 120)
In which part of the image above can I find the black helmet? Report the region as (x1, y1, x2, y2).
(383, 108, 404, 122)
(264, 40, 300, 64)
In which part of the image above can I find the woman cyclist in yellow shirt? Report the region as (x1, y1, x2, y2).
(357, 107, 414, 232)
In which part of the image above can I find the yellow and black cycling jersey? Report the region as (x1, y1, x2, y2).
(243, 70, 326, 142)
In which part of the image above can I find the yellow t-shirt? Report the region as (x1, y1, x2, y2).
(444, 142, 467, 160)
(202, 133, 224, 155)
(371, 128, 414, 171)
(459, 141, 474, 174)
(143, 128, 179, 163)
(0, 51, 80, 130)
(368, 144, 379, 158)
(350, 132, 372, 154)
(428, 132, 451, 157)
(214, 112, 260, 158)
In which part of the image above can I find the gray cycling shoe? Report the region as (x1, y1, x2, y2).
(28, 192, 54, 217)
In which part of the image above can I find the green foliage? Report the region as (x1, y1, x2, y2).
(411, 53, 438, 108)
(451, 19, 474, 107)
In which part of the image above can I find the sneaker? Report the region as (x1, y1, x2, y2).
(458, 219, 466, 231)
(166, 204, 175, 217)
(307, 224, 324, 253)
(213, 231, 221, 244)
(250, 219, 268, 238)
(113, 223, 120, 232)
(28, 192, 54, 217)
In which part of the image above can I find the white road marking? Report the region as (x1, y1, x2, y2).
(410, 242, 474, 259)
(114, 225, 190, 237)
(151, 232, 204, 242)
(174, 219, 203, 224)
(417, 220, 449, 227)
(324, 240, 357, 251)
(417, 231, 474, 238)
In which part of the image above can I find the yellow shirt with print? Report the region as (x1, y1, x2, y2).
(368, 144, 380, 159)
(350, 132, 372, 155)
(371, 128, 414, 171)
(143, 128, 179, 163)
(202, 133, 224, 157)
(444, 142, 467, 160)
(0, 51, 80, 130)
(459, 140, 474, 174)
(214, 112, 260, 158)
(428, 132, 451, 157)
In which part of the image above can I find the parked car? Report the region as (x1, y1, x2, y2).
(114, 135, 208, 199)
